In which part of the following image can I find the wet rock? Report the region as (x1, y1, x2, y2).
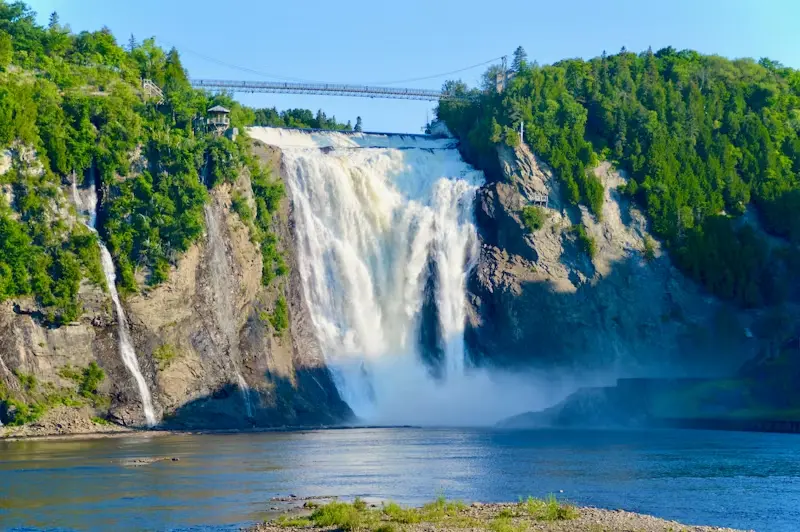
(121, 456, 180, 467)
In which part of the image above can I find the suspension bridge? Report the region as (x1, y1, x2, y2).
(190, 79, 472, 101)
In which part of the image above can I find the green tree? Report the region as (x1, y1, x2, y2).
(512, 46, 528, 72)
(521, 205, 547, 232)
(354, 116, 363, 132)
(47, 11, 59, 30)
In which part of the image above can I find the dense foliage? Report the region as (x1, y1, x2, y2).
(438, 47, 800, 307)
(251, 107, 353, 131)
(0, 1, 339, 322)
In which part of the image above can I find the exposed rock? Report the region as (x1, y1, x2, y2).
(466, 143, 773, 376)
(121, 456, 180, 467)
(0, 149, 11, 176)
(0, 141, 352, 435)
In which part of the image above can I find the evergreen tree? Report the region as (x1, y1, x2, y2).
(127, 33, 137, 52)
(315, 109, 327, 129)
(47, 11, 59, 30)
(354, 116, 363, 132)
(512, 46, 528, 72)
(163, 47, 188, 94)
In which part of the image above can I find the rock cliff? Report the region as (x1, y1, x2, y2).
(466, 143, 784, 377)
(0, 142, 351, 433)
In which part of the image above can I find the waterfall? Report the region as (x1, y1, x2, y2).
(203, 202, 253, 419)
(72, 180, 157, 427)
(250, 128, 537, 425)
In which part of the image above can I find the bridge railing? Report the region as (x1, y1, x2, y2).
(191, 79, 471, 101)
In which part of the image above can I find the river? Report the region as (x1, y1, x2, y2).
(1, 427, 798, 531)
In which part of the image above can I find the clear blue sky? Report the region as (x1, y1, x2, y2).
(27, 0, 800, 133)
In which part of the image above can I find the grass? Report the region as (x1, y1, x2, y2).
(520, 495, 579, 521)
(276, 515, 313, 528)
(270, 495, 577, 531)
(489, 516, 527, 532)
(381, 502, 421, 524)
(307, 500, 376, 531)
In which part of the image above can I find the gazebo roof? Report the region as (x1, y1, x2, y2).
(207, 105, 231, 114)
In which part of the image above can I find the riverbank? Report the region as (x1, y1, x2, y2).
(249, 498, 748, 532)
(0, 407, 416, 441)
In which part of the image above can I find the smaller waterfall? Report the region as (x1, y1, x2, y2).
(203, 203, 253, 419)
(72, 180, 157, 426)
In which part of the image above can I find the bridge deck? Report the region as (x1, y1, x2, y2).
(191, 79, 468, 101)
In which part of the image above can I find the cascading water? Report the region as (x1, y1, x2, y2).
(250, 128, 540, 425)
(202, 202, 253, 419)
(72, 180, 157, 426)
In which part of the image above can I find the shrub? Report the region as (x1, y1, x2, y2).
(521, 205, 547, 232)
(571, 224, 597, 259)
(14, 370, 37, 391)
(643, 236, 656, 261)
(270, 295, 289, 334)
(78, 362, 105, 398)
(153, 344, 177, 370)
(231, 191, 253, 223)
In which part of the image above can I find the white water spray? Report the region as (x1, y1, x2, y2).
(203, 202, 253, 419)
(72, 180, 157, 426)
(250, 128, 542, 426)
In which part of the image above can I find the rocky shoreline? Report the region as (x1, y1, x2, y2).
(0, 409, 417, 441)
(249, 498, 748, 532)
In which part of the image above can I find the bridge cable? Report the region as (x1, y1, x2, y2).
(158, 37, 502, 87)
(363, 56, 505, 86)
(157, 38, 322, 83)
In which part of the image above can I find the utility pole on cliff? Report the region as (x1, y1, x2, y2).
(520, 121, 524, 144)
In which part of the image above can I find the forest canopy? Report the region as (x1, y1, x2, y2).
(438, 47, 800, 307)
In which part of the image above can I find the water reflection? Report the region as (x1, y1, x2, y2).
(1, 428, 799, 531)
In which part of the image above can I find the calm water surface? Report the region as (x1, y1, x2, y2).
(1, 427, 798, 531)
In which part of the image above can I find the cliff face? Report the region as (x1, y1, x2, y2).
(466, 143, 777, 377)
(0, 143, 351, 433)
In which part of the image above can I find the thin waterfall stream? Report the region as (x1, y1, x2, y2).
(72, 180, 156, 426)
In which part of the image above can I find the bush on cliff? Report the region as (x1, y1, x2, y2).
(521, 205, 547, 232)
